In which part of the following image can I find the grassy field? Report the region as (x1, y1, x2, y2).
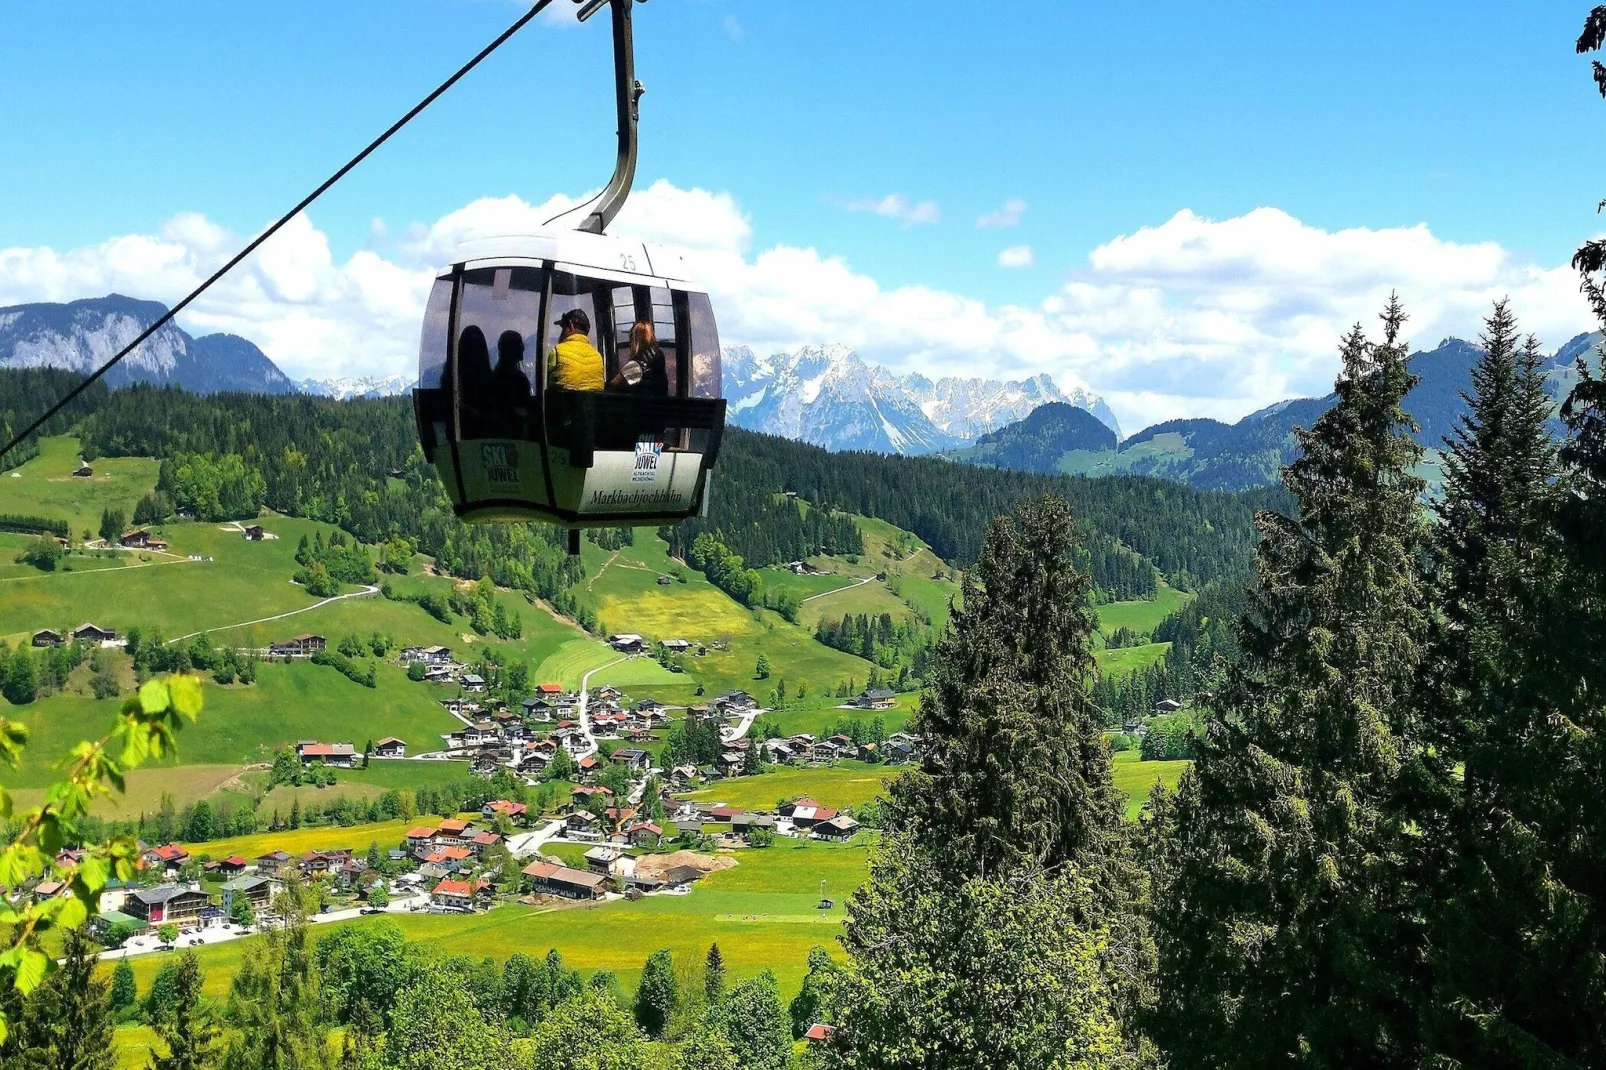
(2, 436, 160, 537)
(681, 761, 896, 811)
(178, 814, 461, 859)
(764, 693, 919, 739)
(6, 660, 461, 788)
(1111, 750, 1189, 819)
(1094, 641, 1172, 679)
(115, 839, 871, 1002)
(9, 763, 248, 821)
(251, 759, 476, 811)
(1094, 584, 1192, 637)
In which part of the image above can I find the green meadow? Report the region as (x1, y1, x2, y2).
(1111, 749, 1189, 819)
(1094, 583, 1192, 636)
(1094, 641, 1172, 678)
(2, 435, 160, 536)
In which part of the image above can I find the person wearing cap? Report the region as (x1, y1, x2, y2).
(547, 308, 605, 391)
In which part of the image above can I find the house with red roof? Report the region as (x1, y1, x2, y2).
(432, 878, 475, 912)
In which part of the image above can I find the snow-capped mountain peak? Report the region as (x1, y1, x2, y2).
(295, 374, 414, 400)
(721, 344, 1120, 454)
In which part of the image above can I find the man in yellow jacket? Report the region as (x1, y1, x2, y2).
(548, 308, 605, 391)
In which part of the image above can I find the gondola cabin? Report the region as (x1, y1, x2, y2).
(413, 232, 726, 534)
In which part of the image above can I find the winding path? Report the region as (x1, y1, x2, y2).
(166, 584, 380, 643)
(573, 656, 627, 758)
(800, 575, 876, 603)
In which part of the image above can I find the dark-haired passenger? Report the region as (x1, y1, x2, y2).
(547, 308, 604, 392)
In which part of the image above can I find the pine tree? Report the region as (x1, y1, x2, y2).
(703, 943, 726, 1005)
(829, 495, 1144, 1067)
(1418, 302, 1582, 1061)
(11, 929, 117, 1069)
(886, 493, 1123, 877)
(1150, 299, 1430, 1068)
(220, 912, 332, 1069)
(149, 953, 220, 1070)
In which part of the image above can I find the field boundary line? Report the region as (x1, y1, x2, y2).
(166, 584, 380, 643)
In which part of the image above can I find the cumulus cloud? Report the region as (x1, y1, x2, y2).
(0, 187, 1594, 431)
(997, 245, 1035, 268)
(977, 198, 1027, 229)
(834, 193, 940, 227)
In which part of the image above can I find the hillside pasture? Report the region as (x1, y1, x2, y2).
(1111, 749, 1189, 819)
(2, 436, 160, 537)
(8, 763, 247, 821)
(1094, 584, 1192, 637)
(1094, 641, 1171, 679)
(680, 761, 896, 812)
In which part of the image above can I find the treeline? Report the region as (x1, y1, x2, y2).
(0, 513, 69, 539)
(14, 910, 818, 1070)
(0, 367, 108, 472)
(672, 424, 1284, 596)
(663, 471, 864, 567)
(1089, 638, 1202, 726)
(814, 611, 936, 679)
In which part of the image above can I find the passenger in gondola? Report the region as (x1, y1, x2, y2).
(455, 325, 496, 437)
(547, 308, 605, 391)
(609, 320, 669, 395)
(492, 329, 531, 435)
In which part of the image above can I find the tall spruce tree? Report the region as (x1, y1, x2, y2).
(828, 496, 1146, 1068)
(149, 953, 220, 1070)
(1420, 302, 1585, 1062)
(1150, 299, 1429, 1068)
(886, 493, 1124, 877)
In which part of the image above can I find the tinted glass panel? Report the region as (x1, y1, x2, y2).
(453, 266, 543, 439)
(687, 291, 721, 400)
(418, 276, 453, 388)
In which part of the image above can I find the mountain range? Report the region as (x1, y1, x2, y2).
(722, 342, 1121, 454)
(949, 334, 1604, 491)
(0, 294, 296, 395)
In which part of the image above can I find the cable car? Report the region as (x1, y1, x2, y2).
(412, 0, 726, 553)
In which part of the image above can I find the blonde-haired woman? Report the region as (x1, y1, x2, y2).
(611, 320, 669, 395)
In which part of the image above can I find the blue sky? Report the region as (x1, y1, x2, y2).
(1, 1, 1601, 427)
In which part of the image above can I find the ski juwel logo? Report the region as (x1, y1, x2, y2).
(632, 439, 663, 483)
(481, 442, 520, 485)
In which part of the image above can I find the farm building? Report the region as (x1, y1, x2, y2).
(31, 629, 62, 648)
(71, 622, 117, 644)
(373, 737, 407, 758)
(296, 741, 356, 767)
(522, 860, 608, 900)
(609, 634, 646, 653)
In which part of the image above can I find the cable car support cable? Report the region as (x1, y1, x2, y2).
(0, 0, 558, 465)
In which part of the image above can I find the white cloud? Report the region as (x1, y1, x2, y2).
(0, 190, 1594, 432)
(977, 198, 1027, 229)
(834, 193, 940, 227)
(997, 245, 1035, 268)
(723, 14, 745, 41)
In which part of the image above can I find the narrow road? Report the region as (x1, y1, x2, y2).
(506, 818, 566, 859)
(0, 556, 193, 584)
(574, 656, 627, 758)
(166, 584, 380, 643)
(801, 575, 876, 603)
(721, 707, 765, 743)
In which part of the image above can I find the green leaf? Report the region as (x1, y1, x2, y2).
(1, 945, 51, 994)
(78, 853, 110, 893)
(55, 895, 87, 931)
(168, 675, 203, 719)
(138, 679, 171, 716)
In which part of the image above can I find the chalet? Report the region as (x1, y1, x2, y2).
(609, 633, 646, 653)
(30, 629, 63, 648)
(220, 875, 276, 912)
(202, 855, 249, 878)
(242, 524, 265, 540)
(718, 752, 746, 776)
(572, 785, 610, 810)
(668, 765, 699, 789)
(119, 529, 153, 548)
(405, 826, 438, 849)
(658, 639, 690, 653)
(296, 741, 356, 767)
(656, 865, 704, 890)
(271, 634, 326, 657)
(402, 644, 452, 665)
(536, 681, 565, 696)
(255, 850, 292, 875)
(708, 806, 745, 823)
(815, 814, 861, 841)
(128, 885, 211, 925)
(886, 731, 918, 747)
(762, 739, 797, 764)
(567, 810, 599, 833)
(432, 878, 476, 913)
(141, 844, 190, 874)
(436, 818, 470, 840)
(373, 736, 407, 758)
(595, 685, 623, 702)
(715, 690, 756, 711)
(885, 741, 917, 764)
(31, 879, 65, 902)
(461, 673, 487, 693)
(1154, 698, 1183, 713)
(522, 698, 558, 721)
(422, 665, 454, 682)
(626, 821, 665, 847)
(857, 742, 880, 763)
(732, 813, 776, 837)
(636, 697, 666, 713)
(73, 463, 93, 477)
(483, 799, 528, 823)
(827, 734, 855, 751)
(71, 622, 117, 644)
(576, 754, 600, 776)
(522, 860, 607, 900)
(804, 1024, 836, 1043)
(854, 688, 897, 711)
(604, 805, 641, 829)
(584, 845, 630, 875)
(469, 832, 502, 855)
(609, 747, 651, 772)
(780, 798, 839, 829)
